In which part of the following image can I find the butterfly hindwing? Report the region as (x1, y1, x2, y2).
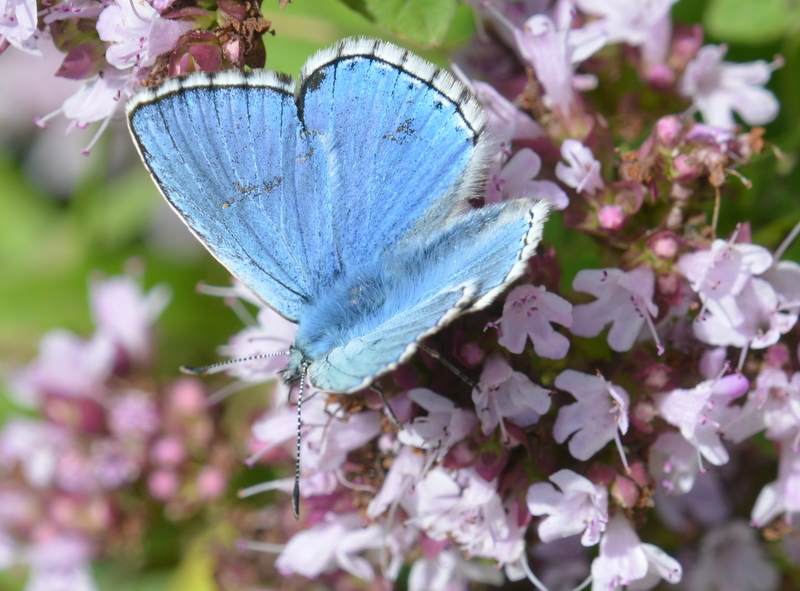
(303, 200, 550, 393)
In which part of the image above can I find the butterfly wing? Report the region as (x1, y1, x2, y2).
(127, 39, 489, 320)
(303, 200, 550, 393)
(294, 38, 492, 281)
(127, 71, 314, 321)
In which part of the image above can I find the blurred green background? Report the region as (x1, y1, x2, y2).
(1, 0, 799, 588)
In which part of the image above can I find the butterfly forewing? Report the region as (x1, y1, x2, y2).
(128, 72, 314, 322)
(295, 39, 490, 281)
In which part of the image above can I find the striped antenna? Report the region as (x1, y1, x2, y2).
(292, 365, 308, 520)
(180, 351, 290, 375)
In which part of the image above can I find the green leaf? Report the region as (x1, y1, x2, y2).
(166, 536, 220, 591)
(704, 0, 800, 44)
(338, 0, 457, 47)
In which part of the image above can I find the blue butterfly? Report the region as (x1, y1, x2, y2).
(127, 37, 549, 395)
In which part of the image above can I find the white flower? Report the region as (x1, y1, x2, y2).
(0, 0, 40, 55)
(681, 44, 779, 129)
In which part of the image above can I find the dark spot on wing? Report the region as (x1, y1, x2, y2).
(296, 147, 315, 164)
(263, 175, 282, 193)
(304, 69, 327, 92)
(224, 177, 282, 208)
(233, 181, 259, 194)
(381, 118, 416, 143)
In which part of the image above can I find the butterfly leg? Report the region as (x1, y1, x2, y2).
(370, 384, 402, 429)
(418, 343, 477, 390)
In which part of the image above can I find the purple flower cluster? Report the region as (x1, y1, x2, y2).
(201, 2, 794, 590)
(1, 0, 272, 153)
(1, 272, 234, 590)
(2, 0, 796, 589)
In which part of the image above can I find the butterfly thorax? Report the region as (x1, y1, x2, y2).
(293, 272, 390, 357)
(280, 269, 395, 391)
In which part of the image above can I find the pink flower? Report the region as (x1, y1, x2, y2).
(408, 468, 527, 566)
(576, 0, 679, 69)
(677, 239, 773, 328)
(495, 284, 573, 359)
(97, 0, 193, 70)
(648, 431, 701, 494)
(41, 0, 104, 24)
(149, 436, 186, 468)
(722, 367, 800, 445)
(693, 277, 798, 351)
(65, 69, 132, 130)
(0, 418, 67, 488)
(512, 11, 606, 116)
(472, 353, 552, 437)
(148, 469, 179, 500)
(571, 266, 661, 354)
(688, 521, 778, 590)
(486, 148, 569, 209)
(196, 466, 227, 500)
(680, 44, 780, 129)
(90, 439, 141, 489)
(471, 80, 546, 146)
(409, 548, 504, 591)
(275, 513, 386, 581)
(761, 260, 800, 311)
(590, 514, 681, 590)
(249, 405, 298, 461)
(108, 390, 161, 441)
(577, 0, 678, 46)
(655, 374, 749, 466)
(90, 274, 170, 366)
(300, 397, 382, 473)
(0, 0, 40, 55)
(555, 138, 604, 194)
(398, 389, 479, 464)
(245, 394, 382, 502)
(276, 512, 385, 580)
(654, 469, 731, 533)
(367, 446, 424, 519)
(35, 67, 136, 154)
(55, 449, 97, 494)
(218, 305, 297, 397)
(552, 370, 630, 463)
(597, 204, 626, 231)
(8, 330, 114, 407)
(24, 534, 97, 591)
(751, 440, 800, 527)
(527, 468, 608, 546)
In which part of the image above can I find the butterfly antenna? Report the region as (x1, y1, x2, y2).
(292, 367, 306, 520)
(180, 351, 290, 376)
(417, 343, 477, 390)
(370, 384, 402, 429)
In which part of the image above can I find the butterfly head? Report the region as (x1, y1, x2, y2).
(282, 346, 310, 387)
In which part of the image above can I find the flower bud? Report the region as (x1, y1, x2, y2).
(654, 115, 683, 149)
